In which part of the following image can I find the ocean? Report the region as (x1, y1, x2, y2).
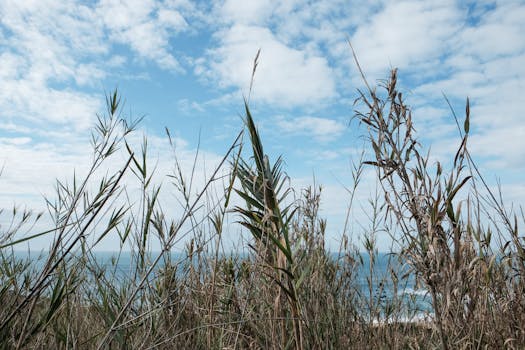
(8, 250, 432, 322)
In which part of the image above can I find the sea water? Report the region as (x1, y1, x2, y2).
(7, 250, 432, 322)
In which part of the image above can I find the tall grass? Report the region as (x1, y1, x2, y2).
(0, 62, 523, 349)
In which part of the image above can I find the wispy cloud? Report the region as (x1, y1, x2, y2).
(177, 99, 206, 114)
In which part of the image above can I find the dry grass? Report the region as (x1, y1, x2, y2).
(0, 61, 523, 349)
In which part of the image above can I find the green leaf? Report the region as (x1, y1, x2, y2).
(464, 97, 470, 134)
(235, 189, 264, 211)
(448, 175, 472, 204)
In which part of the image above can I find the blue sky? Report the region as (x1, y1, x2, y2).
(0, 0, 524, 251)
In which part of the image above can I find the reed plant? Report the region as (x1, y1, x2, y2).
(352, 47, 524, 348)
(0, 57, 523, 349)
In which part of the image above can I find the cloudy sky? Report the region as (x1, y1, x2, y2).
(1, 0, 524, 251)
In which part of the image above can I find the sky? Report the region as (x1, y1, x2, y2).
(0, 0, 524, 252)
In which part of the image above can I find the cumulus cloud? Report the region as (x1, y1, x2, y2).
(350, 1, 462, 77)
(97, 0, 189, 72)
(199, 24, 337, 107)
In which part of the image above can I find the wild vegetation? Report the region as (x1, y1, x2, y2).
(0, 60, 524, 349)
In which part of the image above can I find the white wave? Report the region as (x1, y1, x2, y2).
(401, 287, 429, 296)
(371, 312, 434, 325)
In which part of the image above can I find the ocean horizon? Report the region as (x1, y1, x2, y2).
(7, 249, 432, 322)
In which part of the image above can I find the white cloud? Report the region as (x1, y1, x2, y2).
(200, 24, 337, 107)
(275, 115, 345, 142)
(0, 1, 107, 83)
(312, 150, 341, 161)
(350, 1, 461, 77)
(218, 0, 275, 25)
(469, 125, 525, 169)
(194, 0, 525, 250)
(0, 1, 107, 131)
(374, 1, 525, 171)
(0, 137, 32, 146)
(177, 99, 205, 114)
(97, 0, 188, 72)
(497, 183, 525, 212)
(0, 0, 196, 134)
(0, 140, 92, 208)
(1, 78, 101, 131)
(458, 2, 525, 60)
(0, 126, 231, 251)
(0, 0, 523, 252)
